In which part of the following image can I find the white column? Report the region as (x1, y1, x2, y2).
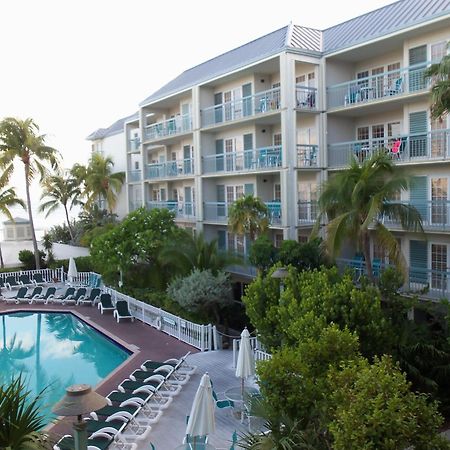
(192, 86, 203, 233)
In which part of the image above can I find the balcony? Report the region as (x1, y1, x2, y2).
(146, 201, 196, 220)
(202, 146, 282, 175)
(296, 86, 317, 110)
(144, 114, 192, 142)
(327, 62, 430, 110)
(297, 144, 319, 168)
(201, 87, 281, 128)
(128, 138, 140, 151)
(203, 201, 282, 225)
(128, 170, 141, 182)
(145, 159, 194, 180)
(328, 129, 450, 169)
(298, 201, 318, 225)
(381, 200, 450, 232)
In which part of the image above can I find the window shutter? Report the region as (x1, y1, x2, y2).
(409, 45, 427, 65)
(243, 134, 253, 169)
(242, 83, 252, 117)
(215, 139, 224, 172)
(244, 183, 254, 196)
(410, 176, 428, 223)
(409, 112, 427, 157)
(217, 184, 226, 217)
(214, 92, 223, 124)
(217, 230, 226, 251)
(409, 45, 427, 91)
(409, 240, 428, 284)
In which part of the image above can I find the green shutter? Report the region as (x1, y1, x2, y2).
(242, 83, 252, 117)
(244, 183, 254, 196)
(217, 230, 226, 251)
(215, 139, 224, 172)
(409, 239, 428, 284)
(217, 184, 225, 217)
(244, 134, 253, 169)
(214, 92, 223, 123)
(409, 111, 427, 157)
(409, 45, 427, 91)
(410, 176, 428, 222)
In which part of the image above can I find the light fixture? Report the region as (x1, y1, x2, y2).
(271, 267, 288, 279)
(52, 384, 108, 450)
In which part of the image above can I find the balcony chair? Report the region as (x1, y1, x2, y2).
(344, 85, 361, 105)
(389, 139, 402, 159)
(385, 77, 403, 96)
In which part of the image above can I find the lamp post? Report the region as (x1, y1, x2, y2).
(271, 267, 289, 293)
(52, 384, 108, 450)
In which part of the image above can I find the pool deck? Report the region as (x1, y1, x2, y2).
(0, 288, 254, 450)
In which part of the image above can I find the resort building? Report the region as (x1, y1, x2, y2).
(89, 0, 450, 297)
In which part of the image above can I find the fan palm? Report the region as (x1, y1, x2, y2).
(426, 44, 450, 120)
(0, 172, 25, 268)
(39, 171, 82, 242)
(0, 118, 60, 269)
(315, 152, 423, 281)
(228, 195, 270, 241)
(82, 153, 125, 214)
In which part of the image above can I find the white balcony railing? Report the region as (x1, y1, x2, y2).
(296, 85, 317, 110)
(298, 200, 318, 224)
(144, 114, 192, 141)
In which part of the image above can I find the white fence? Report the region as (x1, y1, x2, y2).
(0, 267, 65, 284)
(232, 336, 272, 368)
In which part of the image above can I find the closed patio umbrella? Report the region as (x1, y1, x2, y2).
(186, 373, 215, 448)
(68, 257, 78, 285)
(235, 327, 255, 397)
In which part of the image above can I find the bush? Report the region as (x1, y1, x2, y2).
(18, 250, 45, 270)
(248, 235, 278, 274)
(278, 238, 325, 271)
(48, 256, 95, 273)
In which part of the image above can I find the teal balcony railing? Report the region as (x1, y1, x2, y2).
(201, 87, 281, 127)
(145, 159, 194, 180)
(296, 86, 317, 110)
(327, 62, 431, 109)
(298, 200, 318, 224)
(128, 137, 140, 151)
(146, 201, 196, 220)
(202, 146, 282, 174)
(328, 129, 450, 169)
(144, 114, 192, 141)
(203, 201, 282, 225)
(297, 144, 319, 168)
(128, 170, 141, 182)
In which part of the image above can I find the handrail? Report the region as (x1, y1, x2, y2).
(144, 113, 192, 141)
(145, 158, 194, 179)
(297, 144, 319, 168)
(147, 201, 196, 219)
(203, 201, 281, 224)
(295, 85, 317, 110)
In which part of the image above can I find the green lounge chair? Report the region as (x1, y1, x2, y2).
(30, 286, 56, 304)
(71, 287, 87, 305)
(24, 286, 43, 300)
(31, 273, 48, 285)
(141, 351, 196, 375)
(107, 386, 173, 410)
(113, 300, 135, 323)
(98, 293, 115, 314)
(78, 288, 100, 306)
(54, 287, 75, 302)
(5, 276, 20, 290)
(121, 373, 181, 396)
(19, 274, 34, 287)
(5, 287, 28, 304)
(54, 431, 114, 450)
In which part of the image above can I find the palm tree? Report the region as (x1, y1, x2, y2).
(0, 118, 60, 269)
(315, 152, 423, 280)
(426, 45, 450, 120)
(39, 171, 82, 242)
(81, 153, 125, 214)
(228, 195, 270, 241)
(0, 173, 25, 268)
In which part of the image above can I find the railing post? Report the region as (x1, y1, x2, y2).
(212, 325, 218, 351)
(178, 316, 182, 340)
(207, 324, 212, 351)
(200, 325, 205, 352)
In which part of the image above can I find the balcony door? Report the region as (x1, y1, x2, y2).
(298, 182, 317, 222)
(431, 243, 448, 292)
(431, 117, 448, 158)
(409, 45, 427, 91)
(184, 186, 194, 216)
(431, 177, 448, 226)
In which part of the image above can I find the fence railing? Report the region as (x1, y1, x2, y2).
(128, 170, 141, 182)
(0, 267, 65, 285)
(232, 336, 272, 368)
(328, 129, 450, 169)
(297, 144, 319, 168)
(327, 61, 431, 109)
(144, 114, 192, 141)
(145, 159, 194, 179)
(146, 201, 196, 220)
(201, 87, 281, 127)
(202, 146, 282, 174)
(296, 85, 317, 110)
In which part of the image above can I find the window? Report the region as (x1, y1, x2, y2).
(274, 184, 281, 202)
(371, 67, 384, 99)
(298, 183, 317, 221)
(431, 178, 448, 225)
(298, 234, 308, 243)
(273, 133, 282, 147)
(134, 161, 139, 170)
(431, 116, 448, 158)
(227, 233, 245, 255)
(152, 189, 159, 201)
(388, 122, 401, 137)
(431, 243, 447, 290)
(173, 190, 178, 202)
(357, 126, 369, 142)
(431, 41, 447, 62)
(372, 124, 385, 139)
(357, 70, 369, 88)
(226, 185, 244, 204)
(272, 82, 281, 89)
(296, 75, 305, 84)
(274, 234, 283, 248)
(387, 62, 401, 91)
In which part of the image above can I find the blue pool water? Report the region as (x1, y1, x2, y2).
(0, 312, 130, 423)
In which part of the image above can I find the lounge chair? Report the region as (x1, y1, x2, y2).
(30, 286, 56, 304)
(18, 274, 34, 287)
(54, 287, 76, 303)
(5, 276, 20, 290)
(213, 390, 234, 409)
(98, 293, 115, 314)
(32, 273, 48, 285)
(77, 288, 98, 306)
(114, 301, 135, 323)
(24, 286, 43, 300)
(121, 373, 182, 396)
(107, 386, 172, 411)
(67, 287, 87, 305)
(131, 364, 189, 385)
(5, 287, 28, 304)
(141, 351, 196, 375)
(54, 431, 115, 450)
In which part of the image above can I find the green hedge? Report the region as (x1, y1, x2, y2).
(48, 256, 95, 273)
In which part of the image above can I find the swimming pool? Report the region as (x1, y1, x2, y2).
(0, 311, 130, 423)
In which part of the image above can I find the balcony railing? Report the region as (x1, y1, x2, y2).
(203, 201, 282, 225)
(145, 159, 194, 180)
(328, 129, 450, 169)
(128, 138, 140, 151)
(297, 144, 319, 168)
(144, 114, 192, 141)
(129, 201, 142, 212)
(298, 200, 318, 224)
(296, 86, 317, 110)
(146, 201, 196, 220)
(128, 170, 141, 182)
(327, 62, 431, 109)
(201, 87, 281, 127)
(336, 257, 450, 301)
(203, 146, 282, 174)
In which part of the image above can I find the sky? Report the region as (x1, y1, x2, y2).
(0, 0, 396, 231)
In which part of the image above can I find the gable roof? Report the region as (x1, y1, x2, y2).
(86, 112, 139, 141)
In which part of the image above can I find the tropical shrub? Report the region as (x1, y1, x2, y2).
(277, 238, 325, 271)
(18, 250, 45, 270)
(248, 235, 278, 274)
(48, 256, 94, 273)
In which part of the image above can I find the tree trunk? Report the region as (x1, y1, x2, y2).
(24, 164, 40, 269)
(0, 243, 4, 268)
(64, 204, 74, 242)
(362, 233, 374, 283)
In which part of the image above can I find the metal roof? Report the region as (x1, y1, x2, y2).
(323, 0, 450, 53)
(86, 112, 138, 141)
(139, 0, 450, 107)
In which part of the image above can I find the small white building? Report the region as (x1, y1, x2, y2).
(2, 217, 32, 241)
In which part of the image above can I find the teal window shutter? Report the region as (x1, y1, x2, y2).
(242, 83, 253, 117)
(243, 134, 253, 169)
(217, 230, 226, 251)
(244, 183, 254, 196)
(409, 239, 428, 284)
(214, 92, 223, 123)
(410, 176, 428, 221)
(215, 139, 224, 172)
(409, 45, 427, 91)
(217, 184, 225, 217)
(409, 112, 427, 157)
